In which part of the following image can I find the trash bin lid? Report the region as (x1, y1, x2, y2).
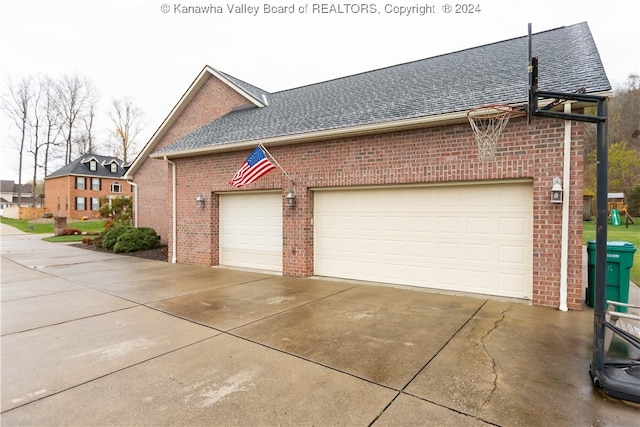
(586, 240, 636, 251)
(606, 241, 637, 252)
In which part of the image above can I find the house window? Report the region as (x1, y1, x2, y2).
(111, 181, 122, 193)
(91, 178, 101, 191)
(110, 163, 118, 173)
(89, 160, 97, 171)
(75, 176, 86, 190)
(91, 197, 100, 211)
(76, 197, 86, 211)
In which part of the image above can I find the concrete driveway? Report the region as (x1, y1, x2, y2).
(1, 223, 639, 426)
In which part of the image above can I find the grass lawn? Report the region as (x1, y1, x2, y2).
(583, 218, 640, 285)
(1, 217, 105, 242)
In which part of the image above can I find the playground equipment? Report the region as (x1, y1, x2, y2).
(611, 209, 621, 226)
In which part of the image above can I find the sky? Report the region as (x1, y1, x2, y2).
(1, 0, 639, 183)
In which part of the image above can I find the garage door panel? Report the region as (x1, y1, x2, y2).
(466, 217, 492, 236)
(499, 217, 528, 237)
(467, 243, 493, 263)
(436, 216, 460, 234)
(220, 193, 282, 272)
(499, 244, 526, 264)
(314, 183, 533, 299)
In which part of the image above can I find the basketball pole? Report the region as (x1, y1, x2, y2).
(527, 24, 639, 403)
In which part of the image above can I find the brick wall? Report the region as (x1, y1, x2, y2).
(168, 114, 585, 310)
(135, 74, 254, 245)
(44, 175, 133, 219)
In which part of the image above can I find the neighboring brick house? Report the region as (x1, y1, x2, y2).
(126, 23, 611, 310)
(44, 155, 133, 219)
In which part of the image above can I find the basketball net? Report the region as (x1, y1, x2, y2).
(467, 104, 512, 161)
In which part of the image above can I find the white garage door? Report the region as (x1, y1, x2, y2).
(219, 192, 282, 272)
(314, 182, 533, 299)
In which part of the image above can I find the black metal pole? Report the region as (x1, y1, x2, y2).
(592, 98, 608, 374)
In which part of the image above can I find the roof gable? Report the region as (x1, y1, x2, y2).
(154, 22, 610, 158)
(125, 66, 270, 178)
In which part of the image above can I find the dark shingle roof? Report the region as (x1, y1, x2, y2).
(46, 155, 127, 179)
(157, 22, 610, 155)
(0, 180, 33, 193)
(216, 69, 269, 105)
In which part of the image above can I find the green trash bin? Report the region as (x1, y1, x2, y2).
(586, 241, 636, 312)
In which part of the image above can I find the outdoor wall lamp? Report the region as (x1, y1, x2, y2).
(196, 193, 206, 208)
(286, 188, 297, 207)
(550, 177, 563, 204)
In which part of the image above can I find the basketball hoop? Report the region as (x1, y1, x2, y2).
(467, 104, 513, 161)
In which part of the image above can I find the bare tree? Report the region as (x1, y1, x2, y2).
(40, 76, 62, 177)
(1, 77, 33, 206)
(75, 104, 97, 155)
(55, 74, 98, 164)
(27, 85, 43, 197)
(108, 97, 143, 162)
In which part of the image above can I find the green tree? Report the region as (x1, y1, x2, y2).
(607, 141, 640, 196)
(584, 75, 640, 196)
(628, 185, 640, 216)
(99, 196, 132, 225)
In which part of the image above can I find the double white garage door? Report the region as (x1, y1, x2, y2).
(220, 182, 533, 299)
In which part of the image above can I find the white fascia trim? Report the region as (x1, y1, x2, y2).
(81, 156, 99, 164)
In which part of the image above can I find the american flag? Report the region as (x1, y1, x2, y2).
(229, 146, 276, 187)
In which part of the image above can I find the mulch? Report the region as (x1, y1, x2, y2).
(71, 243, 169, 262)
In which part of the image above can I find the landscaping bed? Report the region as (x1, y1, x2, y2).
(71, 242, 169, 262)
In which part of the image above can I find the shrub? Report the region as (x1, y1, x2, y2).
(113, 227, 160, 253)
(101, 225, 133, 250)
(61, 228, 82, 235)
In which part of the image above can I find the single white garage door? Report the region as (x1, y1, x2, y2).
(219, 192, 282, 272)
(314, 182, 533, 299)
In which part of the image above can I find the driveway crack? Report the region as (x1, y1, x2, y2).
(480, 307, 510, 409)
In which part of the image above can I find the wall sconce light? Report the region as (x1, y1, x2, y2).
(196, 193, 206, 208)
(286, 188, 297, 207)
(550, 177, 563, 204)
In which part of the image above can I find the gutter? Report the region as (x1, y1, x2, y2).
(127, 181, 138, 227)
(559, 102, 572, 311)
(164, 156, 177, 264)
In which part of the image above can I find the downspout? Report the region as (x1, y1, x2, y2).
(164, 156, 177, 264)
(128, 181, 138, 227)
(559, 102, 572, 311)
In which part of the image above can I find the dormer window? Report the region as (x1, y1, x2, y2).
(89, 160, 97, 171)
(110, 162, 118, 173)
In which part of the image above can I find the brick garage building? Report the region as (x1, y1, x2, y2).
(126, 23, 610, 310)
